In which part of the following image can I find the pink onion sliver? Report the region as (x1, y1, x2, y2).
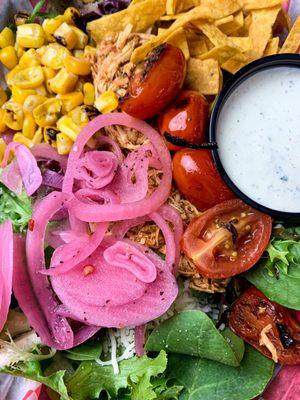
(0, 160, 23, 195)
(111, 216, 149, 239)
(135, 325, 146, 357)
(282, 0, 291, 11)
(31, 144, 67, 171)
(73, 326, 101, 347)
(103, 241, 157, 283)
(98, 135, 123, 164)
(26, 191, 74, 349)
(0, 220, 13, 332)
(13, 234, 55, 348)
(42, 170, 64, 190)
(1, 131, 14, 145)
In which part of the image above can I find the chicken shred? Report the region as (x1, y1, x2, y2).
(259, 324, 279, 363)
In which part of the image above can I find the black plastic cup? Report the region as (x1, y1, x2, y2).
(209, 54, 300, 221)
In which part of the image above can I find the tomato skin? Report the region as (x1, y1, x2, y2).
(121, 44, 186, 119)
(158, 90, 209, 151)
(173, 149, 235, 210)
(181, 199, 272, 279)
(229, 287, 300, 365)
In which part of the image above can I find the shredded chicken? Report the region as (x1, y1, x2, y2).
(90, 24, 151, 99)
(259, 324, 279, 363)
(104, 125, 148, 151)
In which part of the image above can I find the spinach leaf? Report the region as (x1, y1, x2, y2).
(245, 238, 300, 310)
(167, 345, 274, 400)
(145, 310, 244, 367)
(64, 341, 102, 361)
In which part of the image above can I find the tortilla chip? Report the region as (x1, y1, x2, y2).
(238, 14, 252, 36)
(229, 36, 253, 52)
(176, 0, 198, 13)
(199, 45, 238, 63)
(221, 57, 245, 74)
(188, 37, 208, 56)
(87, 0, 166, 42)
(185, 58, 221, 95)
(165, 28, 190, 59)
(166, 0, 178, 14)
(199, 0, 243, 16)
(215, 15, 234, 27)
(215, 11, 244, 35)
(280, 17, 300, 53)
(264, 37, 279, 55)
(242, 0, 282, 11)
(160, 13, 185, 21)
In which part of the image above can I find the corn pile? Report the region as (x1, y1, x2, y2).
(0, 7, 118, 157)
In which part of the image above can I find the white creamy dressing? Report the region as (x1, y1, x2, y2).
(216, 66, 300, 213)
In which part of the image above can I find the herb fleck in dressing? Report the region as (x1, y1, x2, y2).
(217, 67, 300, 213)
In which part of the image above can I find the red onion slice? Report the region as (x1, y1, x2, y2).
(0, 220, 13, 332)
(31, 144, 68, 171)
(135, 324, 146, 357)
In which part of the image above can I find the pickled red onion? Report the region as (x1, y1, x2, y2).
(0, 220, 13, 332)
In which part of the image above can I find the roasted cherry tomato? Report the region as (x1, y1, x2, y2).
(229, 287, 300, 364)
(158, 90, 209, 151)
(121, 44, 186, 119)
(173, 149, 235, 210)
(181, 199, 272, 279)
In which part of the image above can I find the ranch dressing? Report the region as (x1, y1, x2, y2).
(216, 66, 300, 213)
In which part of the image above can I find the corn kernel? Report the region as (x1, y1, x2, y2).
(14, 42, 25, 58)
(69, 105, 98, 127)
(71, 26, 88, 49)
(74, 78, 85, 92)
(57, 132, 73, 155)
(60, 91, 84, 113)
(64, 7, 80, 25)
(48, 68, 78, 95)
(43, 126, 59, 147)
(84, 46, 97, 59)
(23, 95, 47, 114)
(16, 24, 46, 49)
(13, 133, 33, 148)
(19, 49, 41, 68)
(10, 66, 45, 90)
(14, 12, 30, 26)
(0, 138, 6, 162)
(95, 91, 119, 114)
(6, 66, 21, 87)
(32, 127, 43, 144)
(3, 101, 24, 131)
(41, 43, 71, 69)
(35, 85, 48, 96)
(12, 87, 36, 104)
(42, 66, 56, 82)
(83, 82, 95, 106)
(0, 109, 7, 133)
(0, 87, 8, 107)
(57, 115, 81, 141)
(64, 55, 91, 76)
(0, 27, 15, 48)
(54, 23, 77, 50)
(36, 45, 47, 58)
(42, 16, 64, 42)
(0, 46, 18, 69)
(33, 98, 62, 127)
(73, 49, 84, 59)
(22, 114, 37, 139)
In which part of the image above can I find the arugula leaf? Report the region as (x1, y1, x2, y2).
(145, 311, 244, 367)
(64, 341, 102, 361)
(245, 235, 300, 310)
(167, 345, 274, 400)
(0, 184, 32, 233)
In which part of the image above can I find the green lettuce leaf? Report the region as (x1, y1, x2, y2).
(0, 184, 32, 233)
(167, 345, 274, 400)
(64, 340, 102, 361)
(145, 310, 244, 367)
(245, 234, 300, 309)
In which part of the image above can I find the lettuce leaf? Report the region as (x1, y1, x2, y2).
(0, 184, 32, 233)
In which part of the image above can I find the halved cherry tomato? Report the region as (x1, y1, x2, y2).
(158, 90, 209, 151)
(229, 287, 300, 365)
(121, 44, 186, 119)
(173, 149, 235, 210)
(181, 199, 272, 279)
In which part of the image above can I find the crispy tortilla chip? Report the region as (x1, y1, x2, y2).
(280, 17, 300, 53)
(188, 37, 208, 56)
(238, 13, 252, 36)
(87, 0, 166, 42)
(199, 0, 243, 16)
(214, 15, 234, 27)
(230, 36, 253, 52)
(166, 0, 178, 14)
(264, 37, 279, 55)
(160, 13, 185, 21)
(215, 11, 244, 35)
(199, 45, 238, 63)
(185, 58, 221, 95)
(176, 0, 199, 13)
(165, 28, 190, 59)
(221, 57, 245, 74)
(242, 0, 282, 11)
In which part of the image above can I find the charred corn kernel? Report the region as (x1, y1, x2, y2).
(19, 49, 41, 68)
(69, 105, 98, 126)
(12, 87, 36, 104)
(64, 7, 80, 25)
(22, 114, 37, 139)
(0, 109, 7, 133)
(23, 95, 47, 114)
(43, 126, 59, 147)
(84, 45, 96, 59)
(0, 46, 18, 69)
(64, 55, 91, 76)
(35, 85, 48, 96)
(48, 68, 78, 95)
(60, 91, 84, 113)
(54, 23, 77, 50)
(41, 43, 71, 69)
(57, 132, 73, 155)
(57, 115, 80, 141)
(0, 138, 6, 162)
(14, 12, 30, 26)
(0, 87, 8, 107)
(71, 26, 88, 49)
(14, 42, 25, 58)
(13, 133, 33, 148)
(33, 98, 62, 127)
(32, 127, 43, 144)
(3, 102, 24, 131)
(74, 78, 85, 92)
(0, 27, 15, 48)
(95, 91, 118, 114)
(42, 16, 65, 42)
(83, 83, 95, 106)
(16, 24, 46, 49)
(42, 66, 56, 82)
(11, 66, 44, 89)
